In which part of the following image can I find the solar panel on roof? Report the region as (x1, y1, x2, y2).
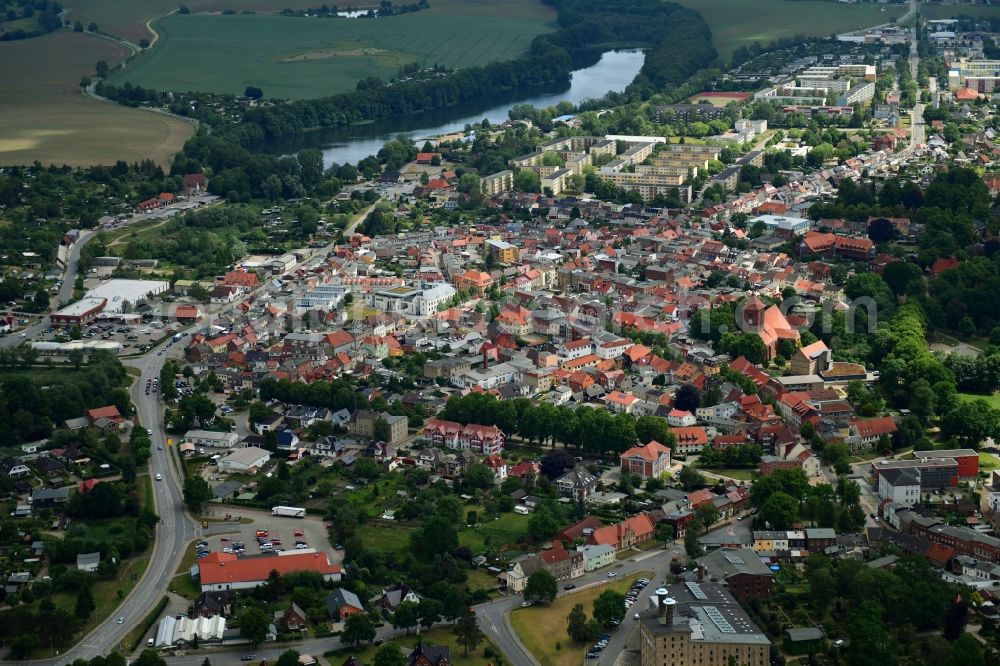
(704, 606, 736, 633)
(685, 582, 708, 600)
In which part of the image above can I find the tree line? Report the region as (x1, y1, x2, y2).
(439, 392, 678, 458)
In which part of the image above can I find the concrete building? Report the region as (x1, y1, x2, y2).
(369, 283, 456, 317)
(871, 457, 959, 492)
(84, 279, 170, 314)
(486, 239, 520, 264)
(50, 297, 107, 326)
(481, 170, 513, 195)
(184, 429, 239, 449)
(877, 467, 921, 507)
(638, 582, 770, 666)
(836, 81, 876, 106)
(217, 446, 271, 472)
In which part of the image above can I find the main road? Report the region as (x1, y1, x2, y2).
(21, 337, 198, 665)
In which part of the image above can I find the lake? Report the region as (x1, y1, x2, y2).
(263, 50, 645, 166)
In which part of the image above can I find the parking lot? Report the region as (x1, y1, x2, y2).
(196, 508, 341, 565)
(41, 320, 180, 354)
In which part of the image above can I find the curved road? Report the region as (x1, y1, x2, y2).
(23, 338, 198, 665)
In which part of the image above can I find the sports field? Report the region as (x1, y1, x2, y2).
(0, 31, 193, 167)
(687, 91, 752, 107)
(107, 0, 556, 99)
(678, 0, 907, 61)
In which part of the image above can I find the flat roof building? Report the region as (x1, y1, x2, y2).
(50, 297, 107, 326)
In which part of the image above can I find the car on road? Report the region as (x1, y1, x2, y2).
(520, 601, 532, 608)
(295, 543, 309, 549)
(634, 612, 640, 620)
(155, 474, 162, 481)
(241, 656, 255, 662)
(607, 571, 618, 577)
(116, 617, 125, 624)
(563, 584, 576, 590)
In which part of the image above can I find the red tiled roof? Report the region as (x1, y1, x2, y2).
(86, 405, 123, 423)
(198, 552, 341, 586)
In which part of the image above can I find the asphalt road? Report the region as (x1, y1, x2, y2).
(19, 338, 198, 665)
(0, 230, 96, 350)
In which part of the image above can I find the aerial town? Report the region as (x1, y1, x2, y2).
(2, 1, 1000, 666)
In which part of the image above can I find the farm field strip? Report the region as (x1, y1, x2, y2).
(678, 0, 907, 61)
(106, 6, 556, 99)
(0, 30, 192, 167)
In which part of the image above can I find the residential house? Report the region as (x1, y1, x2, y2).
(0, 457, 30, 478)
(325, 589, 364, 620)
(540, 546, 584, 581)
(349, 410, 408, 445)
(578, 544, 616, 572)
(77, 552, 101, 572)
(375, 584, 422, 612)
(556, 465, 598, 501)
(277, 603, 308, 631)
(407, 645, 451, 666)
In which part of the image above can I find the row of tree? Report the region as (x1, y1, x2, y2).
(439, 392, 679, 457)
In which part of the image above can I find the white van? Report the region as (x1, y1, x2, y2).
(514, 505, 530, 515)
(155, 473, 162, 481)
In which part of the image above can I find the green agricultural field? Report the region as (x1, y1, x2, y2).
(920, 2, 1000, 21)
(0, 31, 193, 167)
(65, 0, 330, 43)
(678, 0, 907, 61)
(107, 1, 556, 99)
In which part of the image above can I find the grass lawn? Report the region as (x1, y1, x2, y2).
(510, 571, 651, 666)
(958, 392, 1000, 409)
(460, 512, 530, 552)
(704, 468, 755, 481)
(326, 626, 502, 665)
(168, 541, 201, 599)
(0, 31, 192, 167)
(678, 0, 906, 61)
(979, 453, 1000, 471)
(108, 0, 556, 99)
(355, 522, 416, 554)
(466, 569, 499, 592)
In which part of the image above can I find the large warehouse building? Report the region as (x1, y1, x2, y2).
(50, 279, 170, 325)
